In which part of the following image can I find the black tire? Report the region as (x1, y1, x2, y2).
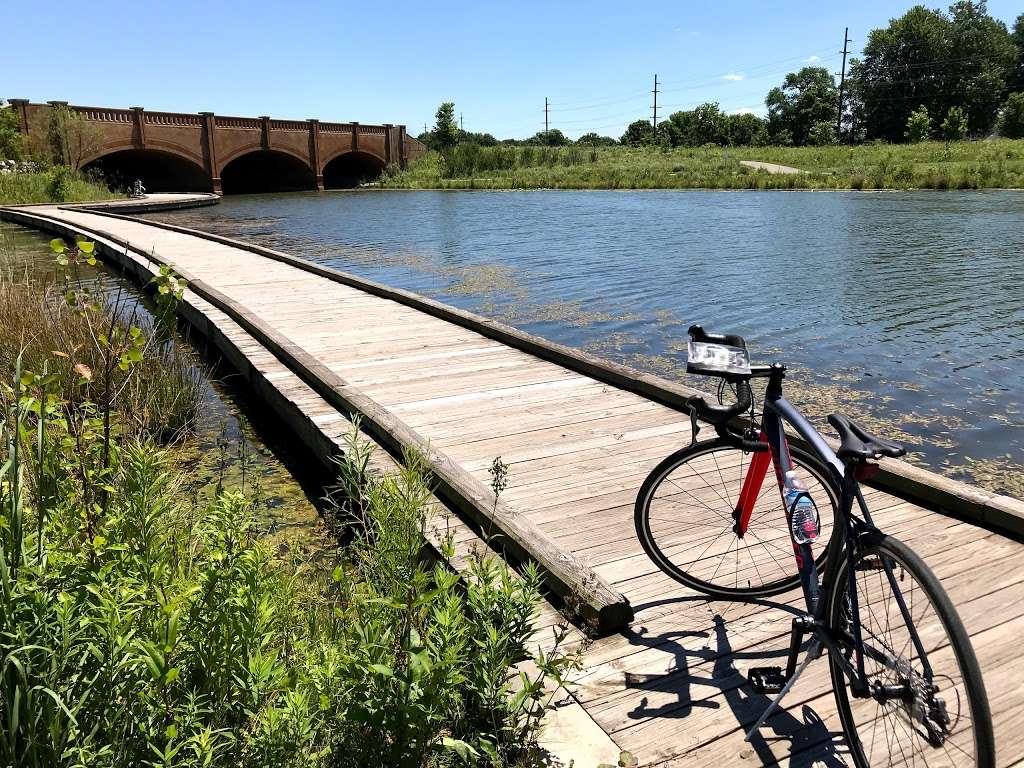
(828, 534, 994, 767)
(634, 438, 839, 599)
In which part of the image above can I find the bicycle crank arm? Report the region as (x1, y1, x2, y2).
(745, 640, 821, 741)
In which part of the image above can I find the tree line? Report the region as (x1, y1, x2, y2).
(418, 1, 1024, 152)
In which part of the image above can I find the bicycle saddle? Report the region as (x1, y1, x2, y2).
(828, 413, 906, 462)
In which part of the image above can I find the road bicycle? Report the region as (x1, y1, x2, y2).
(634, 325, 994, 767)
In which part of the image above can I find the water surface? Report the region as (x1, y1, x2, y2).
(147, 190, 1024, 497)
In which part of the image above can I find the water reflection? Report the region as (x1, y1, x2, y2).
(145, 190, 1023, 498)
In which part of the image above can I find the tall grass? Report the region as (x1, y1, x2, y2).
(0, 167, 121, 205)
(0, 272, 202, 444)
(383, 139, 1024, 190)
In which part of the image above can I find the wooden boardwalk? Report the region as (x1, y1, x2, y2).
(4, 199, 1024, 767)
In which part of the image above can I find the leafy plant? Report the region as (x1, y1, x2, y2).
(905, 105, 932, 143)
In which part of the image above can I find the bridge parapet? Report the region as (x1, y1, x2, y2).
(12, 100, 417, 193)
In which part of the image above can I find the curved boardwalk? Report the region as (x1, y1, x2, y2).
(4, 199, 1024, 767)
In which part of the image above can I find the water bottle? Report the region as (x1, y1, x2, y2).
(785, 470, 819, 544)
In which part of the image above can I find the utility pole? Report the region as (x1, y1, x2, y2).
(651, 74, 660, 139)
(544, 97, 550, 139)
(836, 27, 851, 142)
(460, 112, 464, 132)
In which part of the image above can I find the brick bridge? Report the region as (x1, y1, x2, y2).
(7, 100, 426, 194)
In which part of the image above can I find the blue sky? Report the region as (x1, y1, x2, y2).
(3, 1, 1021, 139)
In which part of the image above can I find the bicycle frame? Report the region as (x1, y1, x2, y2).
(730, 368, 931, 697)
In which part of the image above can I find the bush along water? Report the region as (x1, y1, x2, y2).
(0, 241, 581, 767)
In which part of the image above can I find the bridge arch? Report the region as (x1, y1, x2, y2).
(322, 150, 386, 189)
(82, 146, 213, 193)
(219, 149, 317, 194)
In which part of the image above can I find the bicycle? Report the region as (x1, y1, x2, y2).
(634, 325, 994, 767)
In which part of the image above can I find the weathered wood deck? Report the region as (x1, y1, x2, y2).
(4, 198, 1023, 767)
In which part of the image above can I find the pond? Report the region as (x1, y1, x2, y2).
(146, 189, 1024, 498)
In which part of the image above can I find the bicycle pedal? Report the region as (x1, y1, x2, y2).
(748, 666, 787, 694)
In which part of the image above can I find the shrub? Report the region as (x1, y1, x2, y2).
(905, 105, 932, 143)
(941, 106, 969, 141)
(999, 93, 1024, 139)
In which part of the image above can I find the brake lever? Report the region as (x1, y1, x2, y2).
(688, 405, 701, 445)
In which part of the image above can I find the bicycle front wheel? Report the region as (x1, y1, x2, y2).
(828, 534, 994, 767)
(634, 438, 838, 599)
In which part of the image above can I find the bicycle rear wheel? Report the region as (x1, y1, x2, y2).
(634, 438, 838, 599)
(828, 534, 994, 767)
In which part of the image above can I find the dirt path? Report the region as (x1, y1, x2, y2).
(739, 160, 804, 174)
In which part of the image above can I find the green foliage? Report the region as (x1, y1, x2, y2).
(0, 242, 200, 445)
(941, 105, 969, 141)
(850, 2, 1017, 142)
(575, 132, 618, 147)
(529, 128, 569, 146)
(0, 241, 578, 766)
(0, 386, 579, 767)
(431, 102, 459, 153)
(1000, 92, 1024, 138)
(0, 102, 23, 161)
(620, 119, 654, 146)
(807, 121, 837, 146)
(0, 168, 120, 205)
(1012, 13, 1024, 91)
(766, 66, 839, 146)
(906, 105, 933, 142)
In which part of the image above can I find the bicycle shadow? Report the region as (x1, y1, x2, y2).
(621, 596, 849, 766)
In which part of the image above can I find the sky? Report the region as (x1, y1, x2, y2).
(2, 1, 1021, 140)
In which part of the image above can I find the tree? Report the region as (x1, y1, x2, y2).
(665, 103, 727, 146)
(0, 101, 23, 161)
(807, 121, 838, 146)
(1012, 14, 1024, 92)
(620, 119, 654, 146)
(905, 105, 933, 142)
(765, 67, 838, 146)
(25, 104, 103, 170)
(941, 105, 969, 140)
(432, 102, 459, 153)
(575, 132, 617, 147)
(723, 112, 768, 146)
(529, 128, 569, 146)
(459, 130, 498, 146)
(850, 2, 1016, 142)
(999, 92, 1024, 137)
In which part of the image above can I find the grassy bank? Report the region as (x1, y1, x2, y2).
(383, 139, 1024, 190)
(0, 167, 122, 205)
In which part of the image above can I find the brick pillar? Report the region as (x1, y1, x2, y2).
(8, 99, 30, 134)
(199, 112, 221, 194)
(260, 116, 270, 151)
(308, 119, 323, 190)
(351, 121, 359, 151)
(130, 106, 146, 148)
(384, 123, 393, 165)
(398, 125, 407, 169)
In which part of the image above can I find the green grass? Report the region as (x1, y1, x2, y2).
(383, 140, 1024, 191)
(0, 167, 122, 205)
